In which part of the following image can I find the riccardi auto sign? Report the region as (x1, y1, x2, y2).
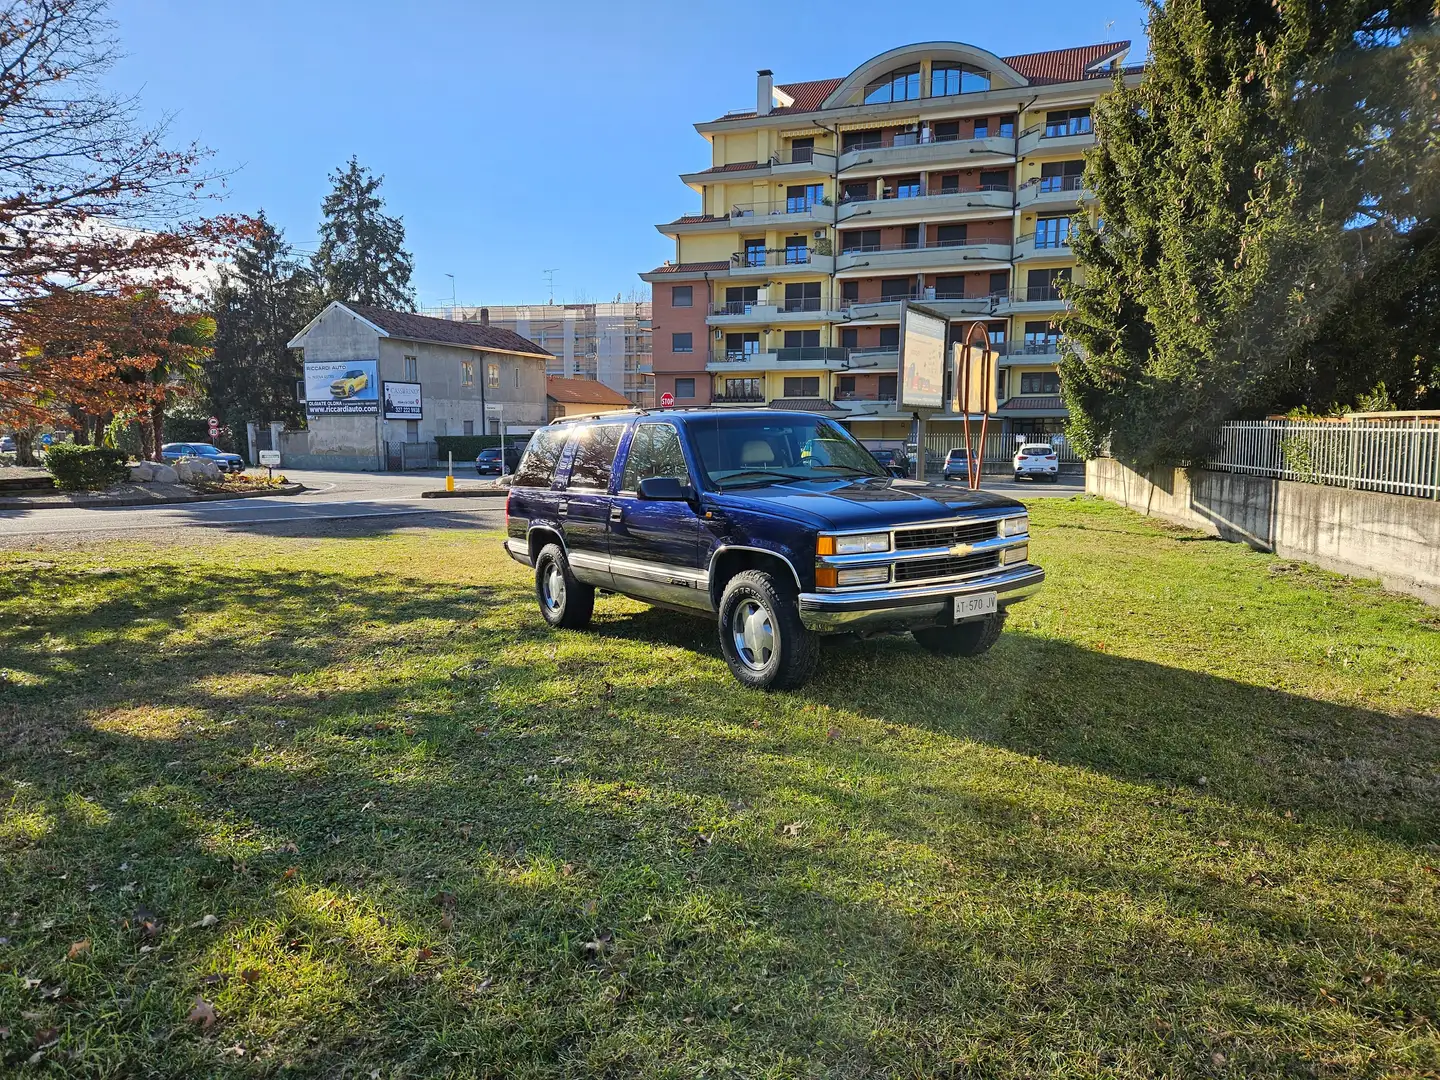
(304, 360, 379, 416)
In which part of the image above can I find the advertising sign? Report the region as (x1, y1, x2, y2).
(897, 302, 947, 411)
(382, 381, 422, 420)
(304, 360, 379, 416)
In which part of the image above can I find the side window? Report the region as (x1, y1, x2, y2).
(513, 427, 566, 488)
(620, 424, 691, 492)
(566, 423, 625, 491)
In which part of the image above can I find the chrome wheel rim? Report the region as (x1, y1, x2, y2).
(542, 561, 565, 612)
(732, 598, 775, 671)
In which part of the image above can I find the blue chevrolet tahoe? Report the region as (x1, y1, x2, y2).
(504, 409, 1043, 691)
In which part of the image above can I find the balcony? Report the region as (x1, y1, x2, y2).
(680, 146, 834, 186)
(1018, 123, 1097, 157)
(835, 239, 1011, 277)
(711, 389, 767, 404)
(707, 297, 844, 327)
(1012, 230, 1074, 262)
(728, 249, 835, 278)
(838, 134, 1015, 177)
(842, 290, 1007, 323)
(836, 187, 1014, 226)
(706, 346, 851, 372)
(997, 341, 1061, 366)
(841, 347, 899, 372)
(727, 198, 833, 228)
(997, 286, 1070, 314)
(1017, 176, 1091, 210)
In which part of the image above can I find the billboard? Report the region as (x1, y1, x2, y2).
(383, 381, 422, 420)
(897, 302, 947, 411)
(304, 360, 379, 416)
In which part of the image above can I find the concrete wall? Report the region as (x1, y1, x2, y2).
(376, 338, 545, 442)
(292, 306, 384, 470)
(1088, 458, 1440, 605)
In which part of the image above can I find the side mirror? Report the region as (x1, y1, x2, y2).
(637, 476, 688, 501)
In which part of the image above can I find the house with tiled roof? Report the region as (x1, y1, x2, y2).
(285, 301, 551, 470)
(545, 376, 634, 421)
(641, 39, 1144, 444)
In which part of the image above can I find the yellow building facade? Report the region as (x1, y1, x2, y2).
(641, 40, 1142, 442)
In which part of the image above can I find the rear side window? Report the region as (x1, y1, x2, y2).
(513, 427, 567, 488)
(620, 423, 691, 491)
(566, 423, 626, 490)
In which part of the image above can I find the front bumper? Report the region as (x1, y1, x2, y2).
(799, 564, 1044, 632)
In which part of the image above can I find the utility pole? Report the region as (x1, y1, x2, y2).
(445, 273, 457, 318)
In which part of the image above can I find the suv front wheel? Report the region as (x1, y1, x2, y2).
(534, 543, 594, 629)
(717, 570, 818, 691)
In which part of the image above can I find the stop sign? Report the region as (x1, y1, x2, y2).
(660, 391, 674, 408)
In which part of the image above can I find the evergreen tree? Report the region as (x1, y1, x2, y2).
(207, 213, 319, 433)
(313, 158, 415, 310)
(1061, 0, 1438, 466)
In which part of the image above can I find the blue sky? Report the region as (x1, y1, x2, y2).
(104, 0, 1146, 310)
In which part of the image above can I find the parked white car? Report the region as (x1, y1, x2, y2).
(1013, 443, 1060, 482)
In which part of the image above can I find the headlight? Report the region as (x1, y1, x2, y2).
(837, 566, 890, 586)
(999, 515, 1029, 538)
(817, 531, 890, 555)
(1002, 544, 1029, 565)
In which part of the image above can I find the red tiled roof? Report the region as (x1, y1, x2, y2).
(546, 376, 633, 406)
(1001, 395, 1066, 411)
(1001, 42, 1130, 83)
(646, 260, 730, 275)
(710, 44, 1132, 121)
(693, 160, 763, 174)
(343, 303, 550, 357)
(664, 214, 726, 226)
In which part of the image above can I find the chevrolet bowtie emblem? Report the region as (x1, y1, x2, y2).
(948, 542, 974, 557)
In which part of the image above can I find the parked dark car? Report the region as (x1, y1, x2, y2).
(504, 409, 1042, 690)
(160, 442, 244, 473)
(905, 443, 945, 479)
(0, 435, 15, 453)
(869, 447, 908, 478)
(476, 445, 525, 476)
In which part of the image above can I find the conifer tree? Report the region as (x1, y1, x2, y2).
(1061, 0, 1438, 465)
(313, 158, 416, 311)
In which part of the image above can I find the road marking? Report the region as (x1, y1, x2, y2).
(0, 504, 505, 536)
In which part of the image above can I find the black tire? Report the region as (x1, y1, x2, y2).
(534, 543, 594, 629)
(717, 569, 818, 691)
(913, 612, 1007, 657)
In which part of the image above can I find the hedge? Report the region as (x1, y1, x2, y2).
(434, 434, 533, 461)
(44, 443, 129, 491)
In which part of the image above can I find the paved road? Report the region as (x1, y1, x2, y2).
(0, 469, 1082, 541)
(0, 470, 507, 540)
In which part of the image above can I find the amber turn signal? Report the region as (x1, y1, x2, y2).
(815, 535, 836, 556)
(814, 566, 839, 589)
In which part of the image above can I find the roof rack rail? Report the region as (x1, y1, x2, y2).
(548, 409, 645, 426)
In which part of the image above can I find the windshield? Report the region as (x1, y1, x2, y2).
(686, 415, 887, 489)
(1020, 444, 1053, 455)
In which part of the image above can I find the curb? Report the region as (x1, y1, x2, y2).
(420, 488, 508, 500)
(0, 482, 305, 511)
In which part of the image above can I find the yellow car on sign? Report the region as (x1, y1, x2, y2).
(330, 369, 369, 399)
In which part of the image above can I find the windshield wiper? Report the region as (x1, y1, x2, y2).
(809, 465, 883, 477)
(713, 469, 807, 489)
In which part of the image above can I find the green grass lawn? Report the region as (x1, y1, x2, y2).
(1, 498, 1437, 1078)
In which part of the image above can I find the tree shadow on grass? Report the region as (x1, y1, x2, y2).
(2, 560, 1439, 1075)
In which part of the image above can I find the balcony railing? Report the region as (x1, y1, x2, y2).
(1015, 230, 1072, 251)
(835, 390, 898, 402)
(709, 297, 830, 316)
(1034, 175, 1084, 194)
(712, 389, 766, 403)
(838, 289, 1008, 311)
(839, 184, 1012, 208)
(842, 130, 1015, 153)
(839, 238, 1008, 255)
(1006, 286, 1068, 304)
(710, 346, 850, 364)
(728, 198, 833, 218)
(732, 248, 816, 268)
(849, 346, 900, 358)
(1019, 122, 1094, 141)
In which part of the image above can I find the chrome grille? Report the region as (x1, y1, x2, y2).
(893, 550, 1000, 584)
(893, 519, 999, 551)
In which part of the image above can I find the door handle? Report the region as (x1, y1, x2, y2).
(557, 500, 569, 515)
(609, 506, 623, 523)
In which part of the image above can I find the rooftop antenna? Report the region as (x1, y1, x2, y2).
(1102, 19, 1115, 41)
(543, 268, 559, 305)
(444, 273, 456, 318)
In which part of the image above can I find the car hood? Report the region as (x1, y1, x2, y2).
(709, 476, 1023, 530)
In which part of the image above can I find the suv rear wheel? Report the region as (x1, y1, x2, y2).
(717, 570, 818, 691)
(534, 543, 594, 629)
(913, 612, 1006, 657)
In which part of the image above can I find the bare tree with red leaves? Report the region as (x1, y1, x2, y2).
(0, 0, 240, 462)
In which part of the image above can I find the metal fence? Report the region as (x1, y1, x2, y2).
(1206, 419, 1440, 499)
(385, 440, 438, 471)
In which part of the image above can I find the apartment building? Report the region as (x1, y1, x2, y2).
(436, 303, 653, 408)
(640, 40, 1142, 441)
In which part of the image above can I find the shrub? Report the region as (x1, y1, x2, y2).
(434, 434, 522, 461)
(44, 443, 129, 491)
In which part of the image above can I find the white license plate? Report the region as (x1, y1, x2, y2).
(954, 592, 998, 622)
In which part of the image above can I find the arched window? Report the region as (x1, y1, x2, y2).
(863, 66, 920, 104)
(931, 64, 990, 96)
